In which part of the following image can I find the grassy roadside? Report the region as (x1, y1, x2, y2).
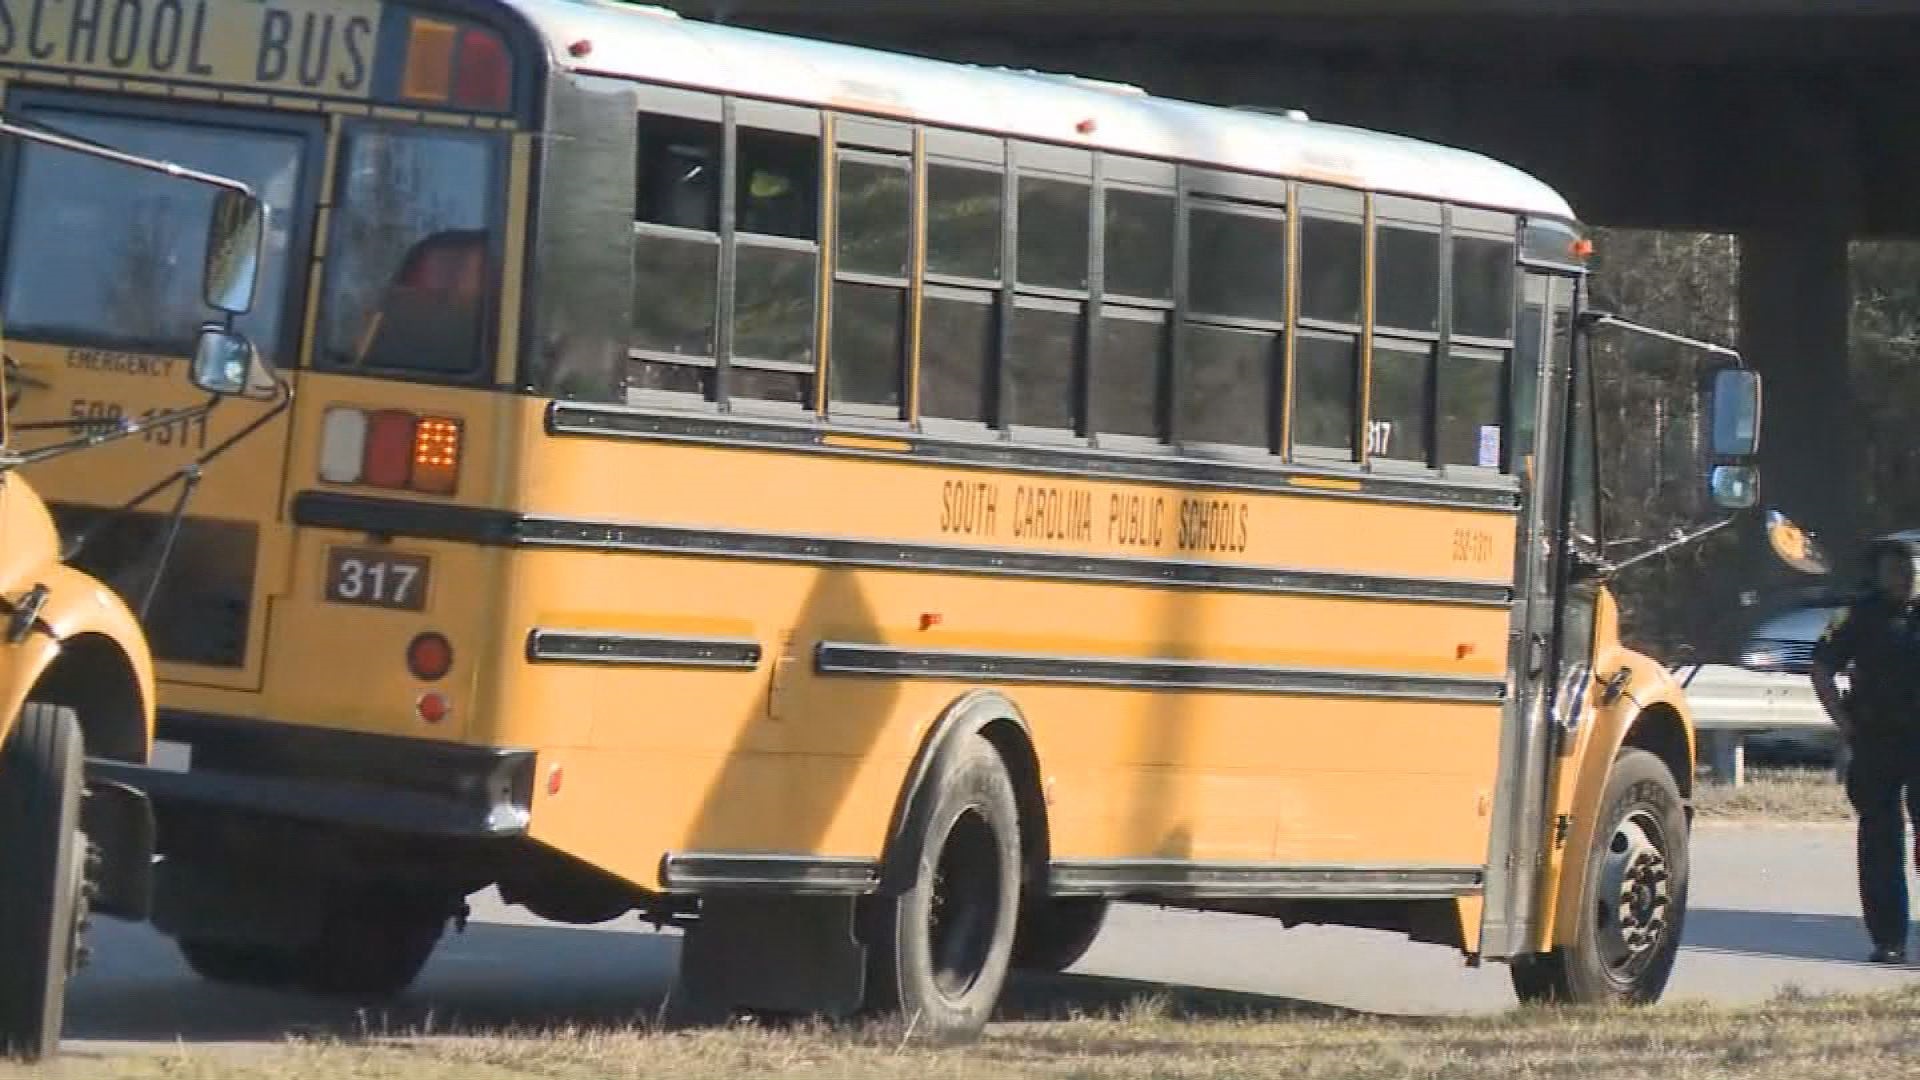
(14, 986, 1920, 1080)
(1693, 766, 1851, 823)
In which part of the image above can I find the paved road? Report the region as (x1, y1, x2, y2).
(60, 824, 1920, 1054)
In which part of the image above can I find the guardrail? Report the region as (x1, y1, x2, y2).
(1677, 663, 1839, 785)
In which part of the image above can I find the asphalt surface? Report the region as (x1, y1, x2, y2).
(59, 824, 1920, 1055)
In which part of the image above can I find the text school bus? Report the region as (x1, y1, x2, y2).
(12, 0, 1766, 1036)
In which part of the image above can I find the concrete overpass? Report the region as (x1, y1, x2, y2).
(668, 0, 1908, 572)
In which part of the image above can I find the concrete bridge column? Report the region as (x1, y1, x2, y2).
(1737, 227, 1860, 567)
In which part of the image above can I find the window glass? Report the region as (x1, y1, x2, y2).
(1187, 204, 1286, 322)
(732, 367, 812, 407)
(1369, 341, 1434, 463)
(736, 128, 819, 241)
(1095, 311, 1166, 438)
(837, 155, 911, 278)
(3, 107, 305, 367)
(1104, 188, 1174, 300)
(1293, 333, 1357, 452)
(927, 164, 1002, 280)
(321, 127, 498, 375)
(829, 281, 904, 407)
(734, 242, 815, 366)
(1375, 225, 1440, 333)
(1180, 323, 1274, 448)
(636, 113, 721, 232)
(1453, 235, 1517, 339)
(1017, 176, 1091, 291)
(1299, 216, 1364, 325)
(1006, 302, 1081, 429)
(1439, 348, 1507, 469)
(921, 290, 996, 423)
(630, 358, 711, 397)
(631, 233, 718, 358)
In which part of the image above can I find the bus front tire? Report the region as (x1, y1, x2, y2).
(1511, 746, 1687, 1006)
(0, 705, 87, 1063)
(863, 733, 1022, 1042)
(1011, 897, 1109, 974)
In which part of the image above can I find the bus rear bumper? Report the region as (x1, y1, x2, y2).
(86, 710, 536, 839)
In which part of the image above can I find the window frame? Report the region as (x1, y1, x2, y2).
(628, 88, 726, 408)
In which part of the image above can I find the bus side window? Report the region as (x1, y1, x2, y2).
(631, 111, 724, 397)
(1370, 199, 1442, 467)
(1292, 186, 1365, 458)
(731, 124, 821, 407)
(1441, 212, 1519, 472)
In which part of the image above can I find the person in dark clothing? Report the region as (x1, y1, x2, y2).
(1812, 537, 1920, 964)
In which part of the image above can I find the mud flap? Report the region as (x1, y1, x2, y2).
(677, 895, 867, 1018)
(80, 778, 152, 920)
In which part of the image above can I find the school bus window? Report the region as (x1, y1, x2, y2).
(1375, 223, 1441, 334)
(320, 126, 499, 377)
(831, 148, 913, 411)
(1298, 214, 1365, 327)
(736, 128, 819, 241)
(1006, 298, 1082, 431)
(1181, 321, 1277, 450)
(1453, 234, 1518, 340)
(830, 281, 907, 409)
(636, 114, 722, 232)
(926, 162, 1003, 282)
(1187, 200, 1287, 323)
(836, 152, 912, 279)
(1370, 339, 1436, 464)
(1293, 330, 1359, 454)
(1439, 346, 1507, 469)
(1103, 187, 1175, 302)
(1095, 308, 1168, 439)
(1016, 175, 1092, 292)
(629, 113, 723, 395)
(732, 125, 821, 400)
(921, 286, 997, 424)
(2, 107, 304, 367)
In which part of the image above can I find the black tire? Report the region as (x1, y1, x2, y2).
(177, 940, 302, 990)
(864, 733, 1022, 1042)
(1011, 897, 1109, 974)
(1511, 747, 1688, 1006)
(176, 891, 446, 998)
(0, 705, 86, 1062)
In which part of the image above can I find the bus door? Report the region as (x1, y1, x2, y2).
(1481, 270, 1585, 958)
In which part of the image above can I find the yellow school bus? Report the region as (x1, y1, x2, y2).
(12, 0, 1764, 1036)
(0, 114, 269, 1061)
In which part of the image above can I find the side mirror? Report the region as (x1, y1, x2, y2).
(1707, 367, 1763, 460)
(203, 189, 265, 315)
(1708, 464, 1759, 511)
(190, 325, 275, 401)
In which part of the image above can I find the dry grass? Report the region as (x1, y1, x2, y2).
(1694, 766, 1852, 823)
(15, 986, 1920, 1080)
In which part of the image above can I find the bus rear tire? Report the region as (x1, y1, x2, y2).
(177, 890, 446, 998)
(863, 733, 1022, 1043)
(1511, 746, 1687, 1006)
(1011, 897, 1108, 974)
(0, 705, 87, 1063)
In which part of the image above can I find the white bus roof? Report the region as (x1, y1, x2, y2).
(506, 0, 1577, 221)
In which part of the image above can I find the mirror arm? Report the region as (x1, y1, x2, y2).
(1578, 310, 1745, 365)
(1606, 516, 1738, 576)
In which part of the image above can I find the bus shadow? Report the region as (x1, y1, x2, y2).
(66, 917, 1350, 1047)
(1682, 907, 1878, 965)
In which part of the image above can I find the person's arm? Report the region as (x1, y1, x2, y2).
(1811, 609, 1855, 739)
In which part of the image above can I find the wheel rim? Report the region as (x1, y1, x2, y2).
(1595, 809, 1674, 983)
(926, 806, 1002, 1003)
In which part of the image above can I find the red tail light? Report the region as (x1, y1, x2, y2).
(455, 28, 512, 110)
(321, 406, 465, 496)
